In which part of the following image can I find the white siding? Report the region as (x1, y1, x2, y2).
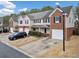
(18, 15, 31, 26)
(65, 7, 77, 28)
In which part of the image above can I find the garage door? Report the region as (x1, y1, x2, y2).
(25, 28, 30, 35)
(19, 28, 23, 32)
(52, 29, 63, 40)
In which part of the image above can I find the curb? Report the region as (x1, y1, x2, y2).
(1, 41, 35, 58)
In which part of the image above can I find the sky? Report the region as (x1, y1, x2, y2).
(0, 1, 79, 16)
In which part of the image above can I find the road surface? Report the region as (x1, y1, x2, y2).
(0, 42, 30, 58)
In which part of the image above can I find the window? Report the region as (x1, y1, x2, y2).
(20, 20, 22, 24)
(48, 18, 50, 23)
(27, 20, 29, 24)
(37, 19, 41, 23)
(0, 22, 1, 24)
(34, 20, 35, 23)
(25, 20, 26, 24)
(25, 20, 29, 24)
(43, 18, 48, 23)
(69, 17, 71, 23)
(33, 19, 41, 23)
(54, 16, 61, 23)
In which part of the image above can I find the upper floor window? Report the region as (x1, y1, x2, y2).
(25, 20, 29, 24)
(27, 20, 29, 24)
(43, 18, 48, 23)
(0, 22, 1, 24)
(47, 18, 50, 23)
(54, 16, 61, 23)
(38, 19, 41, 23)
(33, 19, 41, 23)
(69, 17, 71, 23)
(25, 20, 26, 24)
(20, 20, 22, 24)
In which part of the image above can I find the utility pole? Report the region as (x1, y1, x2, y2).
(63, 13, 67, 51)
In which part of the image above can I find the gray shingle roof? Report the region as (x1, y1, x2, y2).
(28, 10, 53, 20)
(61, 6, 73, 14)
(10, 15, 18, 22)
(11, 6, 73, 22)
(27, 6, 72, 20)
(0, 17, 3, 22)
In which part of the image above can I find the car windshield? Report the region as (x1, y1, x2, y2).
(12, 32, 19, 35)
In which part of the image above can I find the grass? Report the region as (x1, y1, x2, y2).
(38, 35, 79, 58)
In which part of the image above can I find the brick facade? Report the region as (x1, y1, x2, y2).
(50, 9, 74, 40)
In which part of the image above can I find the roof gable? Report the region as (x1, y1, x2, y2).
(49, 6, 73, 17)
(10, 15, 18, 22)
(49, 8, 63, 17)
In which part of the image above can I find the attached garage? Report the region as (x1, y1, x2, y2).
(52, 29, 63, 40)
(19, 28, 23, 32)
(24, 28, 30, 35)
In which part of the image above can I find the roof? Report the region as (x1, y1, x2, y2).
(11, 6, 73, 22)
(28, 10, 53, 20)
(61, 6, 73, 14)
(27, 6, 72, 20)
(0, 17, 3, 22)
(10, 15, 18, 22)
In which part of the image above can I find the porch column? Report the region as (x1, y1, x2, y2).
(39, 27, 40, 32)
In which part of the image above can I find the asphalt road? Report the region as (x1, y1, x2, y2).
(0, 42, 30, 58)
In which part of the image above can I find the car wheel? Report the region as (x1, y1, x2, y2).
(13, 38, 16, 40)
(23, 35, 26, 38)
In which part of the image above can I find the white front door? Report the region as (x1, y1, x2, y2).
(52, 29, 63, 40)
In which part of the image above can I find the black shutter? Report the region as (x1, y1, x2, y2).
(54, 17, 55, 23)
(59, 16, 61, 23)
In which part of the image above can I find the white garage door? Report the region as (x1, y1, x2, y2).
(25, 28, 30, 35)
(52, 29, 63, 40)
(19, 28, 23, 32)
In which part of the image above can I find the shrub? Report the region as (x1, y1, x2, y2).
(29, 31, 42, 37)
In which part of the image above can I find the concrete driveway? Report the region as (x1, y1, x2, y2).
(0, 42, 30, 58)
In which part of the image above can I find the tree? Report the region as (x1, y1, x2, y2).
(30, 9, 41, 13)
(41, 6, 54, 11)
(3, 15, 10, 27)
(20, 11, 26, 15)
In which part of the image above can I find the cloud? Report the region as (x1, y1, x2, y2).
(0, 1, 16, 16)
(0, 1, 16, 9)
(0, 8, 14, 16)
(55, 2, 60, 5)
(18, 8, 27, 12)
(0, 8, 14, 13)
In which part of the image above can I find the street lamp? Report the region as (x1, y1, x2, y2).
(62, 13, 67, 51)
